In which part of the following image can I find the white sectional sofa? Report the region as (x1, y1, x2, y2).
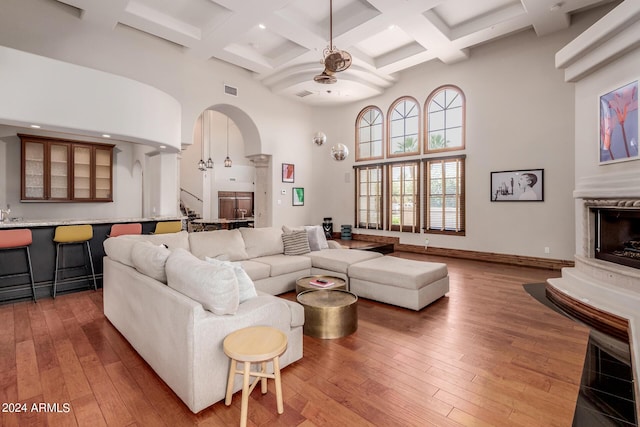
(102, 226, 448, 412)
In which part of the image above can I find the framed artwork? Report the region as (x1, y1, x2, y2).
(599, 80, 638, 164)
(292, 187, 304, 206)
(491, 169, 544, 202)
(282, 163, 295, 183)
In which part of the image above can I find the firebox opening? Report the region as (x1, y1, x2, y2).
(595, 208, 640, 269)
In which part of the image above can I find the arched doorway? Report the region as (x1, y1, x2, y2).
(181, 105, 271, 227)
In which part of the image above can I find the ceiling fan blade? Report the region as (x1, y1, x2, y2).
(313, 69, 337, 84)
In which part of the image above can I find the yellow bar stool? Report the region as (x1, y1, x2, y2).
(154, 220, 182, 234)
(0, 229, 37, 302)
(53, 224, 97, 298)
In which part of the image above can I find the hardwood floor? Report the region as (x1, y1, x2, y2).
(0, 253, 589, 426)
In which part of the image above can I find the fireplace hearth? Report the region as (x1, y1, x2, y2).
(595, 208, 640, 270)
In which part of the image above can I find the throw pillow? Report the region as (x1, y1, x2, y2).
(282, 230, 311, 255)
(131, 241, 171, 283)
(304, 225, 329, 251)
(166, 249, 239, 315)
(205, 257, 258, 303)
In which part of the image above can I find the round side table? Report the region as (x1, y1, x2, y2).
(297, 289, 358, 339)
(223, 326, 288, 427)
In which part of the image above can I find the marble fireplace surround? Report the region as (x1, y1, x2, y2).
(547, 170, 640, 405)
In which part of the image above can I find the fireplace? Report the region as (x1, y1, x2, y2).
(595, 208, 640, 269)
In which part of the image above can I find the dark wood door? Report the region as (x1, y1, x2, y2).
(218, 197, 236, 219)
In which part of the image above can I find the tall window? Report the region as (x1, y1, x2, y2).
(425, 86, 465, 153)
(388, 162, 420, 232)
(388, 97, 420, 157)
(355, 165, 383, 229)
(356, 107, 383, 160)
(424, 156, 465, 234)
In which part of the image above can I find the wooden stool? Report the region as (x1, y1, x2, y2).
(223, 326, 287, 427)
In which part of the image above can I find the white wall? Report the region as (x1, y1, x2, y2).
(0, 0, 315, 227)
(310, 10, 610, 261)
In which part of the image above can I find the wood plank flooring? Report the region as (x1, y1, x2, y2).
(0, 252, 589, 426)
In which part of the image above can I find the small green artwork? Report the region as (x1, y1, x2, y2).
(293, 187, 304, 206)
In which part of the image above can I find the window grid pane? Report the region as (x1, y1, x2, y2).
(425, 157, 465, 233)
(356, 166, 383, 229)
(389, 98, 420, 156)
(426, 87, 465, 152)
(387, 162, 419, 233)
(357, 107, 383, 160)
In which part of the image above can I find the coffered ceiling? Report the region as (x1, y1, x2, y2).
(53, 0, 616, 105)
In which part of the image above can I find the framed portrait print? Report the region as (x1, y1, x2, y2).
(491, 169, 544, 202)
(599, 80, 638, 164)
(292, 187, 304, 206)
(282, 163, 295, 183)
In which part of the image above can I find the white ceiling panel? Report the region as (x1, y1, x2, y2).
(49, 0, 618, 105)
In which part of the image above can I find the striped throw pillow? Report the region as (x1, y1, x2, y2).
(282, 230, 311, 255)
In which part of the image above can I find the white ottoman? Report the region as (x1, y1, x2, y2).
(348, 256, 449, 311)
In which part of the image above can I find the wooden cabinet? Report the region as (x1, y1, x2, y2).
(218, 191, 253, 219)
(20, 134, 114, 202)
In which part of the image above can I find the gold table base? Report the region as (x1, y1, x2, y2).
(297, 290, 358, 339)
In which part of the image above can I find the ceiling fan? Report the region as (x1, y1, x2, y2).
(314, 0, 352, 84)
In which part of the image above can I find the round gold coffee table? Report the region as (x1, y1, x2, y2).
(296, 289, 357, 339)
(295, 275, 347, 294)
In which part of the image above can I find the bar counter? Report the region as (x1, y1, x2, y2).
(0, 216, 184, 303)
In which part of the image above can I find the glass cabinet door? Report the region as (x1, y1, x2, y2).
(73, 146, 91, 199)
(49, 143, 69, 199)
(95, 147, 112, 200)
(23, 141, 45, 199)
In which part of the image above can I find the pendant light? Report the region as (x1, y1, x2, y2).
(197, 112, 206, 171)
(224, 116, 232, 168)
(205, 111, 214, 168)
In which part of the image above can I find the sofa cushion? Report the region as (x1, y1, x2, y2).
(349, 257, 448, 290)
(305, 225, 329, 251)
(282, 230, 310, 255)
(135, 230, 190, 250)
(251, 254, 312, 276)
(131, 241, 171, 283)
(166, 248, 239, 315)
(205, 257, 258, 303)
(103, 231, 189, 267)
(240, 227, 284, 258)
(283, 225, 328, 251)
(103, 236, 138, 267)
(304, 248, 383, 274)
(237, 260, 271, 281)
(188, 229, 249, 261)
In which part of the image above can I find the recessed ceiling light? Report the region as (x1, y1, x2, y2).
(30, 124, 41, 128)
(388, 24, 396, 30)
(258, 23, 266, 30)
(159, 145, 166, 149)
(102, 134, 111, 138)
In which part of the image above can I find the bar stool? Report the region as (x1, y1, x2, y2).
(109, 223, 142, 237)
(53, 224, 97, 298)
(154, 221, 181, 234)
(224, 326, 287, 427)
(0, 229, 37, 302)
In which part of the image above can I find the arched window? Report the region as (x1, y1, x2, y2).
(387, 97, 420, 157)
(425, 85, 465, 153)
(355, 106, 383, 161)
